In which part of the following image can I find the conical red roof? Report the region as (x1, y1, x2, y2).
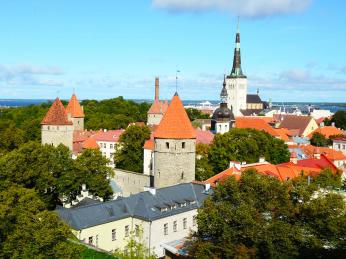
(154, 93, 196, 139)
(82, 138, 100, 149)
(65, 94, 85, 118)
(41, 98, 72, 125)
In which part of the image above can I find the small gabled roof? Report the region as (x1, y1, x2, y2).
(246, 94, 262, 103)
(154, 93, 196, 139)
(65, 94, 85, 118)
(82, 138, 100, 150)
(279, 115, 314, 136)
(41, 98, 72, 125)
(308, 126, 344, 139)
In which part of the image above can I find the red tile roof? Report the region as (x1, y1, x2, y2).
(300, 145, 346, 161)
(308, 126, 344, 138)
(82, 138, 100, 149)
(92, 129, 124, 142)
(235, 117, 281, 138)
(143, 140, 154, 150)
(279, 115, 315, 136)
(195, 128, 214, 144)
(41, 98, 73, 125)
(65, 94, 85, 118)
(154, 94, 196, 139)
(148, 99, 168, 114)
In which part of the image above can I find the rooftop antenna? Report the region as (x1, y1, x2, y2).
(175, 69, 180, 93)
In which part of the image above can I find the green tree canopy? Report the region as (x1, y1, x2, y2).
(186, 108, 210, 121)
(331, 110, 346, 130)
(195, 143, 215, 181)
(310, 132, 332, 147)
(114, 125, 151, 173)
(207, 128, 290, 173)
(0, 142, 113, 208)
(187, 170, 346, 258)
(0, 186, 82, 258)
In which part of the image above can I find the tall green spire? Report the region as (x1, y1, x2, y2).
(230, 17, 246, 78)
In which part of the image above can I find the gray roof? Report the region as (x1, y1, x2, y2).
(246, 94, 262, 104)
(240, 109, 263, 116)
(56, 183, 211, 230)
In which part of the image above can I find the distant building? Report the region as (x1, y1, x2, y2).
(279, 115, 318, 137)
(224, 21, 266, 117)
(41, 98, 74, 150)
(56, 183, 211, 258)
(65, 94, 85, 131)
(211, 76, 235, 134)
(333, 135, 346, 156)
(147, 77, 168, 126)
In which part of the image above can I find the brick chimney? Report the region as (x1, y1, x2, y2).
(155, 77, 159, 100)
(290, 152, 298, 164)
(313, 148, 321, 160)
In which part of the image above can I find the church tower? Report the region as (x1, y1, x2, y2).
(65, 94, 85, 131)
(225, 20, 247, 117)
(211, 76, 235, 134)
(41, 98, 74, 150)
(153, 93, 196, 188)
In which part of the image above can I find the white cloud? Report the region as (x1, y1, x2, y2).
(0, 64, 64, 87)
(152, 0, 312, 18)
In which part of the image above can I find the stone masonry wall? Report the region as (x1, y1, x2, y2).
(41, 125, 74, 150)
(113, 169, 151, 197)
(153, 138, 196, 188)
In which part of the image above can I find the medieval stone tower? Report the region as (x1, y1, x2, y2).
(153, 93, 196, 188)
(226, 21, 247, 117)
(65, 94, 85, 131)
(41, 97, 74, 150)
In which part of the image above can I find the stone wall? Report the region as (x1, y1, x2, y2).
(41, 124, 74, 150)
(113, 169, 151, 197)
(153, 138, 196, 188)
(71, 117, 84, 131)
(147, 113, 163, 126)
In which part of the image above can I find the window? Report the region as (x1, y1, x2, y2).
(125, 225, 129, 237)
(47, 126, 50, 130)
(104, 143, 107, 148)
(57, 126, 59, 130)
(112, 229, 117, 241)
(164, 223, 168, 235)
(135, 225, 139, 237)
(88, 236, 93, 245)
(166, 142, 169, 149)
(173, 221, 177, 232)
(182, 142, 185, 149)
(193, 215, 197, 226)
(110, 144, 113, 149)
(183, 218, 187, 229)
(181, 172, 184, 180)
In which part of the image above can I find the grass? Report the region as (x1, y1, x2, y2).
(81, 247, 116, 259)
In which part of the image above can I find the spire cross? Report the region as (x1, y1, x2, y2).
(175, 69, 180, 93)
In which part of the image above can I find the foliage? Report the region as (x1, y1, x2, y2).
(208, 128, 290, 173)
(195, 143, 215, 181)
(0, 142, 113, 208)
(330, 110, 346, 130)
(81, 247, 115, 259)
(312, 168, 342, 189)
(0, 186, 83, 258)
(310, 132, 332, 147)
(187, 170, 346, 258)
(81, 97, 150, 130)
(113, 228, 156, 259)
(186, 108, 210, 121)
(114, 125, 151, 173)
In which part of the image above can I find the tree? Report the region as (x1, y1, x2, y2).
(312, 168, 342, 189)
(331, 110, 346, 130)
(187, 170, 346, 258)
(0, 124, 25, 153)
(113, 228, 156, 259)
(186, 108, 210, 121)
(75, 149, 114, 201)
(195, 143, 215, 181)
(0, 186, 82, 258)
(208, 128, 290, 173)
(310, 132, 331, 147)
(114, 125, 151, 173)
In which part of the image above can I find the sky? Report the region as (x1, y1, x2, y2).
(0, 0, 345, 102)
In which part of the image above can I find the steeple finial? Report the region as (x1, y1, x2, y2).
(220, 75, 228, 103)
(230, 18, 246, 79)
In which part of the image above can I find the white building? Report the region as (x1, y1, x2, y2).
(56, 183, 211, 258)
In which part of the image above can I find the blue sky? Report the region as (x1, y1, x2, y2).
(0, 0, 345, 102)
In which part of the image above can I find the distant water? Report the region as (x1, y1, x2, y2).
(1, 99, 346, 113)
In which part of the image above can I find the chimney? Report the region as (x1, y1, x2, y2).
(259, 157, 265, 163)
(229, 161, 235, 168)
(290, 152, 298, 164)
(144, 186, 156, 195)
(205, 183, 211, 192)
(313, 148, 321, 160)
(331, 122, 335, 127)
(155, 77, 159, 100)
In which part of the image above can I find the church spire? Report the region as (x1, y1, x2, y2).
(230, 18, 246, 78)
(220, 75, 228, 103)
